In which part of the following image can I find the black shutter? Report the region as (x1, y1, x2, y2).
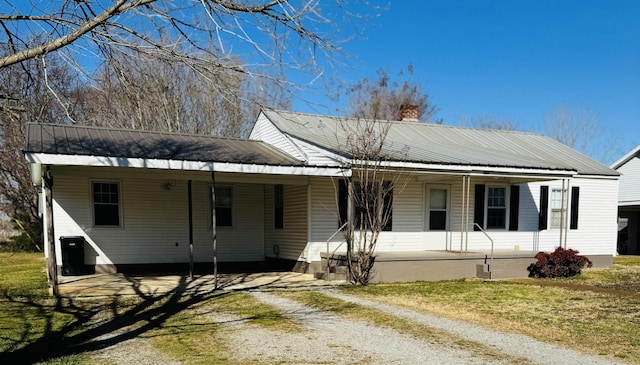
(474, 184, 485, 231)
(382, 181, 393, 231)
(509, 185, 520, 231)
(338, 179, 348, 228)
(570, 186, 580, 229)
(539, 186, 548, 230)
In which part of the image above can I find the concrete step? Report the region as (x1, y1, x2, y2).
(476, 264, 491, 279)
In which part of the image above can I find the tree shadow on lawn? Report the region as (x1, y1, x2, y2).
(0, 274, 263, 364)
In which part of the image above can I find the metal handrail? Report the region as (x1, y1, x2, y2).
(473, 223, 494, 272)
(326, 222, 348, 276)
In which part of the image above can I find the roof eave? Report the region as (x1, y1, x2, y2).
(24, 152, 350, 177)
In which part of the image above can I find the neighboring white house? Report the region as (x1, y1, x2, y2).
(611, 145, 640, 255)
(24, 108, 620, 284)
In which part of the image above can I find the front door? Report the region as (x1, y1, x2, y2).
(425, 184, 451, 250)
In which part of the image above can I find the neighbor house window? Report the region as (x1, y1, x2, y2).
(210, 186, 233, 228)
(92, 182, 121, 226)
(274, 184, 284, 229)
(486, 187, 506, 229)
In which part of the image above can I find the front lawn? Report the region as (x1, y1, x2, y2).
(340, 257, 640, 363)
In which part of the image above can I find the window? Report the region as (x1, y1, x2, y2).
(274, 184, 284, 229)
(338, 180, 392, 231)
(427, 187, 448, 230)
(486, 187, 506, 229)
(550, 188, 564, 229)
(541, 186, 579, 230)
(475, 184, 519, 231)
(210, 186, 233, 227)
(92, 182, 120, 226)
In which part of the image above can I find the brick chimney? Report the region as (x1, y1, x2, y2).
(397, 104, 419, 121)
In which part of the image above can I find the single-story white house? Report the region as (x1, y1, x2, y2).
(24, 108, 619, 284)
(611, 145, 640, 255)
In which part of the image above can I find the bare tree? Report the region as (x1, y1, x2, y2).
(0, 1, 357, 94)
(0, 52, 78, 250)
(80, 52, 290, 137)
(335, 117, 410, 285)
(469, 115, 519, 131)
(544, 105, 599, 154)
(346, 65, 439, 123)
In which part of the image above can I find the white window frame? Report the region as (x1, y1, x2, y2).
(485, 185, 509, 230)
(91, 180, 123, 228)
(549, 187, 572, 230)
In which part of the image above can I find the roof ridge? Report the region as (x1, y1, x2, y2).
(263, 108, 544, 137)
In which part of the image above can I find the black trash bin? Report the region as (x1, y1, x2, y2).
(60, 236, 86, 276)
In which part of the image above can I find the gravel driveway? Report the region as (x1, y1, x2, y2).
(223, 289, 624, 365)
(90, 288, 625, 364)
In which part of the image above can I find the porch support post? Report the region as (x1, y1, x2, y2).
(188, 180, 194, 280)
(460, 175, 466, 252)
(465, 175, 471, 253)
(563, 179, 570, 249)
(211, 171, 218, 289)
(346, 178, 354, 282)
(43, 165, 58, 297)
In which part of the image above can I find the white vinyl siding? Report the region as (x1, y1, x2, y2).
(249, 114, 306, 161)
(617, 155, 640, 205)
(264, 184, 308, 260)
(51, 166, 265, 266)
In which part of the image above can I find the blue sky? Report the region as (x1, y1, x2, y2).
(291, 0, 640, 164)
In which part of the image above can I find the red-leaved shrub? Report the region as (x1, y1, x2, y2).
(527, 247, 593, 278)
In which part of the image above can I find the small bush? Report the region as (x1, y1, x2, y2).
(527, 247, 592, 278)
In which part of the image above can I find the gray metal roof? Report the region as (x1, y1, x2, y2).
(262, 109, 619, 176)
(25, 123, 304, 166)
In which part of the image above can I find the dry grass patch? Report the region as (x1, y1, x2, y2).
(341, 279, 640, 363)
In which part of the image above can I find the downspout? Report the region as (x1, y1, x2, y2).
(188, 180, 194, 280)
(211, 171, 218, 289)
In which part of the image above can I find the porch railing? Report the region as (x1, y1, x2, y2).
(474, 223, 494, 271)
(326, 222, 348, 277)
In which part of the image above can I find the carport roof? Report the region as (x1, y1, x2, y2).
(25, 123, 303, 166)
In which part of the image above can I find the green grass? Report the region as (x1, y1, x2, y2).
(0, 252, 49, 297)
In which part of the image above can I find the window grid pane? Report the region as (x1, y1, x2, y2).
(487, 187, 506, 229)
(93, 182, 120, 226)
(214, 186, 233, 227)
